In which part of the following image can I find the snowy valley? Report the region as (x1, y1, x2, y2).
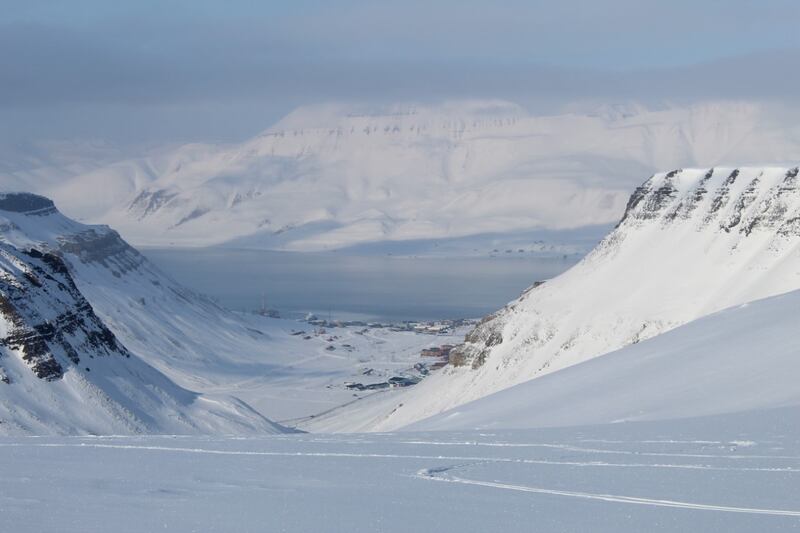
(2, 156, 800, 532)
(0, 193, 467, 433)
(8, 0, 800, 529)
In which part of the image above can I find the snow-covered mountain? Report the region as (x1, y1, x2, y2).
(6, 100, 800, 250)
(0, 193, 285, 435)
(409, 288, 800, 431)
(303, 165, 800, 432)
(0, 191, 470, 431)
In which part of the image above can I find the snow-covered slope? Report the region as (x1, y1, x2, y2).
(0, 193, 285, 435)
(6, 100, 800, 250)
(409, 289, 800, 431)
(302, 165, 800, 432)
(0, 191, 471, 427)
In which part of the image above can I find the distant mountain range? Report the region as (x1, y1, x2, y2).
(5, 100, 800, 251)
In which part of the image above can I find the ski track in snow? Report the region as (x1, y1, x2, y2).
(396, 439, 800, 460)
(4, 437, 800, 519)
(2, 441, 797, 470)
(416, 470, 800, 517)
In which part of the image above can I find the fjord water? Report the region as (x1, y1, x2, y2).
(143, 248, 578, 321)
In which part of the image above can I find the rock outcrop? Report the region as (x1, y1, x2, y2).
(0, 193, 286, 435)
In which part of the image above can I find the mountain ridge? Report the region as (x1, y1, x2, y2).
(5, 100, 799, 251)
(0, 192, 287, 435)
(301, 165, 800, 432)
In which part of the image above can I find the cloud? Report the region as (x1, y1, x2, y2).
(1, 0, 800, 144)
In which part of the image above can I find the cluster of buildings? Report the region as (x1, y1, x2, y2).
(389, 318, 475, 335)
(420, 344, 455, 370)
(344, 376, 420, 391)
(303, 315, 371, 329)
(341, 342, 461, 393)
(302, 315, 475, 336)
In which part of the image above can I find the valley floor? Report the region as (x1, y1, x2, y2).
(177, 316, 470, 424)
(3, 407, 799, 532)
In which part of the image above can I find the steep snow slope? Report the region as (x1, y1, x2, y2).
(0, 194, 284, 435)
(6, 100, 800, 250)
(0, 192, 273, 378)
(302, 166, 800, 432)
(409, 289, 800, 431)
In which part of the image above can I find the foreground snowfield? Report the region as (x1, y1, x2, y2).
(3, 406, 799, 532)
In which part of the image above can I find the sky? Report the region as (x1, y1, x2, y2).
(2, 0, 800, 147)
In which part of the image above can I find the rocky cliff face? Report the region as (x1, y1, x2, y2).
(0, 193, 285, 435)
(0, 245, 129, 382)
(452, 166, 800, 371)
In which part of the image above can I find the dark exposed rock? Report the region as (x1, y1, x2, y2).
(778, 217, 800, 236)
(0, 293, 65, 381)
(58, 229, 145, 271)
(0, 245, 132, 381)
(128, 189, 178, 219)
(740, 168, 800, 236)
(450, 312, 505, 369)
(173, 207, 211, 228)
(666, 168, 714, 221)
(26, 248, 71, 275)
(617, 167, 800, 236)
(615, 178, 653, 228)
(0, 193, 56, 214)
(617, 170, 681, 226)
(485, 331, 503, 347)
(703, 169, 739, 224)
(721, 173, 761, 232)
(640, 170, 680, 217)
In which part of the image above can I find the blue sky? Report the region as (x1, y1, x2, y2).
(3, 0, 800, 145)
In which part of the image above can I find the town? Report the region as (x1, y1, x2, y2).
(302, 314, 475, 335)
(342, 343, 455, 392)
